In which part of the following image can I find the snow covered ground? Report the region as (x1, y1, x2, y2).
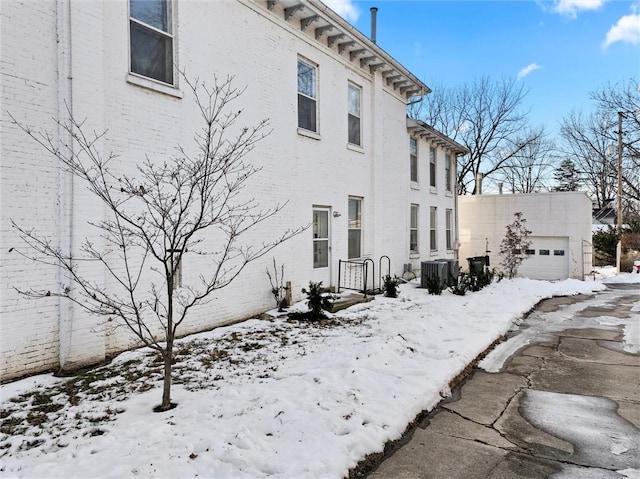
(1, 273, 637, 478)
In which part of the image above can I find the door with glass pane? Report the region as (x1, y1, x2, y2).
(312, 207, 331, 285)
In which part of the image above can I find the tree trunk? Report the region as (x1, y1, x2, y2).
(161, 344, 173, 410)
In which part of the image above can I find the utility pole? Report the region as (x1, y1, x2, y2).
(616, 111, 623, 273)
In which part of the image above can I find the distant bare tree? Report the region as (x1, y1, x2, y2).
(495, 128, 557, 193)
(10, 75, 306, 412)
(559, 110, 617, 208)
(590, 78, 640, 215)
(411, 76, 541, 194)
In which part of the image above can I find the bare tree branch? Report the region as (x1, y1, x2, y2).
(10, 73, 307, 411)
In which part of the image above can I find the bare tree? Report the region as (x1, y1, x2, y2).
(494, 128, 557, 193)
(590, 78, 640, 215)
(411, 76, 541, 194)
(10, 75, 306, 411)
(559, 110, 617, 208)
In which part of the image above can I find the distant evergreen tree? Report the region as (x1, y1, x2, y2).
(553, 159, 581, 191)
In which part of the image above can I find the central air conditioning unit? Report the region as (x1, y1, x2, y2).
(441, 259, 459, 281)
(421, 261, 447, 288)
(421, 260, 460, 288)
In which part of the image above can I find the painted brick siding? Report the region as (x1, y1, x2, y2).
(1, 0, 457, 380)
(1, 0, 62, 379)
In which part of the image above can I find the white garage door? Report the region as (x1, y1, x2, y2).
(519, 236, 570, 280)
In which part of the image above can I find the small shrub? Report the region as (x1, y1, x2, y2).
(426, 276, 444, 295)
(383, 275, 400, 298)
(468, 267, 497, 292)
(499, 212, 532, 278)
(593, 226, 618, 265)
(291, 281, 332, 320)
(449, 272, 471, 296)
(266, 258, 289, 311)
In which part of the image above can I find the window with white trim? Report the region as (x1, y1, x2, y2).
(348, 83, 361, 146)
(129, 0, 174, 85)
(429, 147, 437, 187)
(430, 206, 437, 250)
(298, 58, 317, 132)
(445, 153, 453, 192)
(410, 137, 418, 183)
(348, 197, 362, 259)
(446, 209, 453, 250)
(410, 204, 419, 253)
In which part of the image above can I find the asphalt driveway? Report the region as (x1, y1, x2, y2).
(367, 283, 640, 478)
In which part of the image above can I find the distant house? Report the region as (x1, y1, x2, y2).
(458, 192, 593, 280)
(0, 0, 465, 380)
(592, 206, 617, 230)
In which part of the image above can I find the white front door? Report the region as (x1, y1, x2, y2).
(312, 207, 331, 286)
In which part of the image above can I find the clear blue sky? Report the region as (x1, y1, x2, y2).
(327, 0, 639, 136)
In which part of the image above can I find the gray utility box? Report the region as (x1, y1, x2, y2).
(420, 259, 460, 288)
(421, 259, 459, 288)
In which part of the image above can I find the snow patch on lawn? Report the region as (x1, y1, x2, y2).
(0, 277, 614, 478)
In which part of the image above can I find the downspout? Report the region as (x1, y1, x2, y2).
(454, 153, 460, 261)
(56, 0, 74, 371)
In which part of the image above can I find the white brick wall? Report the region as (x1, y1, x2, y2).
(1, 0, 459, 381)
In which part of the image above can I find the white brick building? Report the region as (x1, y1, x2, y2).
(0, 0, 466, 381)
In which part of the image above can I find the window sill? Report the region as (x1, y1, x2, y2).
(347, 143, 364, 153)
(410, 181, 420, 190)
(126, 73, 184, 99)
(409, 252, 420, 259)
(430, 186, 438, 195)
(445, 190, 454, 198)
(298, 128, 321, 140)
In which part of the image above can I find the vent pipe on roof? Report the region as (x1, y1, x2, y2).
(498, 182, 503, 194)
(370, 7, 378, 44)
(475, 172, 484, 195)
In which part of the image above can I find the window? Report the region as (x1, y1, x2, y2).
(525, 249, 535, 255)
(129, 0, 174, 85)
(445, 153, 453, 192)
(410, 137, 418, 182)
(348, 197, 362, 259)
(540, 249, 550, 256)
(348, 83, 361, 145)
(430, 206, 437, 250)
(554, 250, 565, 256)
(410, 205, 419, 253)
(298, 59, 317, 132)
(430, 147, 437, 187)
(446, 209, 453, 250)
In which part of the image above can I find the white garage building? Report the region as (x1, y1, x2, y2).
(458, 192, 593, 280)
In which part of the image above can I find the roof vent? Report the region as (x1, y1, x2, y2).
(370, 7, 378, 44)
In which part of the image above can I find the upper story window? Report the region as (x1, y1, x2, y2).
(129, 0, 174, 85)
(348, 197, 362, 259)
(445, 153, 453, 192)
(298, 59, 317, 132)
(429, 147, 437, 188)
(348, 83, 362, 146)
(410, 137, 418, 183)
